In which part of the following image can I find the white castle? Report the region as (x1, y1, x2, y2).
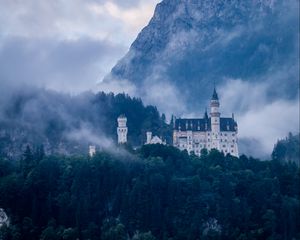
(116, 116, 166, 145)
(173, 88, 239, 157)
(115, 88, 238, 157)
(117, 114, 128, 144)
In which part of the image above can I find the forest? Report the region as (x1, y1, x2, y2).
(0, 144, 299, 240)
(0, 90, 171, 158)
(272, 133, 300, 167)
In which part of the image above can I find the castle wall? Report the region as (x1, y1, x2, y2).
(117, 116, 128, 144)
(173, 130, 239, 157)
(173, 88, 239, 157)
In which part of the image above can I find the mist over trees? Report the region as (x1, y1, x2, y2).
(272, 133, 300, 166)
(0, 88, 171, 159)
(0, 88, 299, 240)
(0, 144, 299, 240)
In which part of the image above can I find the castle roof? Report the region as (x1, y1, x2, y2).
(211, 87, 219, 101)
(204, 108, 209, 119)
(174, 117, 237, 132)
(118, 114, 127, 119)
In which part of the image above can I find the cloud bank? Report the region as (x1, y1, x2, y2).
(0, 0, 160, 93)
(219, 79, 299, 155)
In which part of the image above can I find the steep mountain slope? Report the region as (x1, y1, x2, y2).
(103, 0, 299, 114)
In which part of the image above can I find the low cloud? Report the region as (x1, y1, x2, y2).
(0, 37, 126, 93)
(65, 122, 135, 157)
(99, 62, 187, 117)
(97, 77, 138, 96)
(65, 123, 114, 150)
(219, 79, 299, 155)
(238, 99, 299, 153)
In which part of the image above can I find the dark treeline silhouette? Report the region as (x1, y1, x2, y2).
(272, 132, 300, 167)
(0, 89, 171, 158)
(0, 144, 299, 240)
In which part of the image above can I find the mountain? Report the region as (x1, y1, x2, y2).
(102, 0, 299, 114)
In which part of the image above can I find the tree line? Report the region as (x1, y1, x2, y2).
(0, 144, 299, 240)
(0, 90, 171, 159)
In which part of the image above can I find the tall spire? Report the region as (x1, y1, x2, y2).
(210, 86, 220, 133)
(211, 87, 219, 101)
(204, 107, 209, 120)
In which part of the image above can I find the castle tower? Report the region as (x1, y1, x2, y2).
(117, 115, 128, 144)
(210, 88, 221, 150)
(89, 145, 96, 157)
(146, 131, 152, 144)
(210, 87, 220, 132)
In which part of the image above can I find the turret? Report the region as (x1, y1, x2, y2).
(117, 114, 128, 144)
(204, 108, 209, 121)
(210, 87, 220, 132)
(89, 145, 96, 157)
(146, 131, 152, 144)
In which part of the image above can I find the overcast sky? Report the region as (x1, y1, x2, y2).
(0, 0, 160, 93)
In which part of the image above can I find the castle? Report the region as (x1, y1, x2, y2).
(117, 114, 128, 144)
(116, 115, 165, 145)
(115, 88, 238, 157)
(173, 88, 239, 157)
(146, 131, 166, 145)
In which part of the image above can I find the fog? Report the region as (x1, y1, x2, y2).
(98, 0, 299, 157)
(0, 0, 299, 158)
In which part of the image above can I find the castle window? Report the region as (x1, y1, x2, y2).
(232, 134, 235, 136)
(232, 140, 235, 142)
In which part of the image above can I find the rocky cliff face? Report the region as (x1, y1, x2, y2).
(103, 0, 299, 115)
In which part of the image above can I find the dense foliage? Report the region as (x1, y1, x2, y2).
(0, 89, 171, 158)
(0, 145, 299, 240)
(272, 132, 300, 166)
